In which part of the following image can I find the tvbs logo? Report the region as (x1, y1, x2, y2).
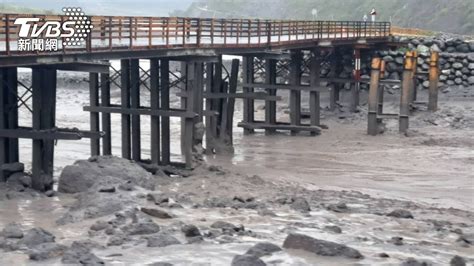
(14, 7, 93, 52)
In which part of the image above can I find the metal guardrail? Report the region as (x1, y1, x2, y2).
(0, 14, 391, 56)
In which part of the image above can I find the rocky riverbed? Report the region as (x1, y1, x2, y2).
(1, 139, 473, 265)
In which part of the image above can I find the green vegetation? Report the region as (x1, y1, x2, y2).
(182, 0, 474, 35)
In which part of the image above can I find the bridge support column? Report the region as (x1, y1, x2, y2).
(181, 61, 206, 167)
(213, 56, 224, 139)
(193, 62, 204, 156)
(31, 68, 57, 191)
(350, 49, 361, 112)
(400, 51, 415, 134)
(89, 73, 100, 156)
(265, 59, 277, 135)
(0, 67, 19, 182)
(428, 52, 439, 112)
(242, 56, 255, 135)
(130, 59, 141, 161)
(205, 62, 216, 153)
(377, 60, 386, 115)
(150, 58, 161, 165)
(289, 50, 302, 135)
(120, 59, 131, 159)
(100, 70, 112, 155)
(219, 59, 238, 144)
(181, 62, 194, 167)
(160, 59, 171, 164)
(410, 51, 418, 104)
(367, 57, 381, 136)
(309, 50, 321, 135)
(329, 49, 342, 111)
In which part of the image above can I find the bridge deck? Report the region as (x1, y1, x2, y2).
(0, 14, 392, 66)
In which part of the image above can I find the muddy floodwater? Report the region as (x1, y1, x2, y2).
(0, 69, 473, 265)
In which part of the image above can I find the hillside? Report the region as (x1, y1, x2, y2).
(179, 0, 474, 35)
(0, 0, 194, 16)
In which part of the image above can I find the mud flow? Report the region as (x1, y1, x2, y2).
(0, 67, 473, 266)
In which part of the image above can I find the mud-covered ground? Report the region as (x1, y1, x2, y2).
(0, 67, 473, 265)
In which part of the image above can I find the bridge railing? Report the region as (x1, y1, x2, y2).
(0, 14, 391, 56)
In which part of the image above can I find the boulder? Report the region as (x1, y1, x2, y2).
(290, 197, 311, 213)
(456, 43, 470, 53)
(450, 255, 466, 266)
(452, 62, 463, 69)
(387, 209, 414, 219)
(20, 228, 55, 248)
(141, 208, 174, 219)
(411, 39, 420, 46)
(245, 242, 282, 258)
(181, 225, 201, 237)
(430, 44, 441, 52)
(324, 225, 342, 234)
(416, 44, 430, 54)
(468, 76, 474, 85)
(210, 221, 242, 232)
(122, 222, 160, 235)
(231, 255, 266, 266)
(58, 156, 157, 193)
(29, 243, 67, 261)
(0, 237, 21, 251)
(1, 222, 23, 239)
(326, 202, 348, 213)
(76, 253, 105, 265)
(389, 236, 404, 246)
(147, 233, 181, 247)
(5, 172, 32, 188)
(90, 221, 110, 232)
(1, 162, 25, 177)
(61, 240, 102, 264)
(282, 233, 363, 259)
(395, 57, 404, 65)
(422, 81, 430, 88)
(107, 234, 128, 246)
(446, 46, 456, 53)
(382, 55, 394, 62)
(401, 258, 430, 266)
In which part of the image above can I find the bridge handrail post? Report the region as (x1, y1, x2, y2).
(129, 17, 133, 48)
(5, 14, 10, 55)
(166, 18, 170, 47)
(210, 18, 215, 46)
(266, 21, 271, 45)
(148, 17, 153, 48)
(109, 17, 113, 50)
(197, 18, 201, 47)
